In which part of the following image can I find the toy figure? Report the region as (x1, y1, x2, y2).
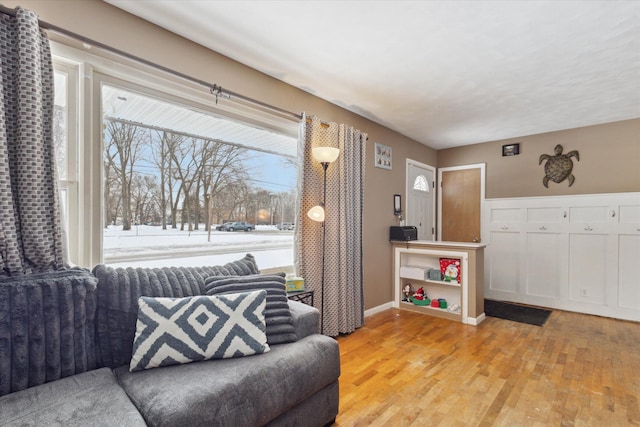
(412, 287, 426, 300)
(444, 264, 458, 282)
(402, 284, 411, 302)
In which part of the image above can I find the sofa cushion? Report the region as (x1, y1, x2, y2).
(0, 367, 146, 426)
(0, 268, 98, 396)
(93, 254, 260, 368)
(204, 273, 297, 344)
(130, 291, 269, 371)
(115, 334, 340, 427)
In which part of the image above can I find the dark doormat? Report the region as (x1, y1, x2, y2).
(484, 299, 552, 327)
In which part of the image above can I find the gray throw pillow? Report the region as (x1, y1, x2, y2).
(204, 273, 297, 344)
(130, 291, 269, 372)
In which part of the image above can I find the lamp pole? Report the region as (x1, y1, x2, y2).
(307, 146, 340, 335)
(320, 161, 329, 334)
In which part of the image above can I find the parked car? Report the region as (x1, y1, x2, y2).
(276, 222, 295, 230)
(221, 221, 254, 232)
(215, 222, 233, 231)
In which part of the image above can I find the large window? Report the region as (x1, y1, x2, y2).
(52, 44, 298, 270)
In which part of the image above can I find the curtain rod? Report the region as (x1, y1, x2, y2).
(0, 5, 303, 122)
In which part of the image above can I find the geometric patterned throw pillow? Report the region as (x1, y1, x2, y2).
(130, 291, 269, 371)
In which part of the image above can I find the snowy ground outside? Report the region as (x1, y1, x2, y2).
(104, 224, 294, 270)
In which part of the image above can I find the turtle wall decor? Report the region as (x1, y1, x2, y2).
(538, 144, 580, 188)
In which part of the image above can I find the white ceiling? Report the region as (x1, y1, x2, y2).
(105, 0, 640, 150)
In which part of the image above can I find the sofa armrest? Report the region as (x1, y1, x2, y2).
(288, 300, 320, 339)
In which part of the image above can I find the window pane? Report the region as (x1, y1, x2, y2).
(413, 175, 429, 192)
(101, 84, 297, 269)
(53, 71, 68, 181)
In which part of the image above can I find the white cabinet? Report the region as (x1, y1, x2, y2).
(484, 193, 640, 322)
(391, 241, 486, 325)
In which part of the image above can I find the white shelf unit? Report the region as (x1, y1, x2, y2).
(392, 241, 486, 325)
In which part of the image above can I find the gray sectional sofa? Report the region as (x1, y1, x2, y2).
(0, 255, 340, 426)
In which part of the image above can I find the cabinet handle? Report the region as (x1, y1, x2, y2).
(584, 226, 593, 231)
(611, 210, 616, 218)
(539, 226, 547, 231)
(563, 211, 567, 218)
(501, 226, 509, 230)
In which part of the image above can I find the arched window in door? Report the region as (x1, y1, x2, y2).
(413, 175, 429, 192)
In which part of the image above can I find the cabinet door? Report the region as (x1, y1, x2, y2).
(525, 231, 565, 299)
(568, 232, 609, 304)
(567, 204, 615, 305)
(487, 230, 520, 295)
(523, 206, 567, 300)
(618, 203, 640, 310)
(618, 234, 640, 310)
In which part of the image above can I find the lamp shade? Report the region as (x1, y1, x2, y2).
(307, 204, 325, 222)
(312, 147, 340, 164)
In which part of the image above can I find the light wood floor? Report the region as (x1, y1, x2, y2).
(334, 308, 640, 426)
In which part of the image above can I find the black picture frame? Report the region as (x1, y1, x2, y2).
(502, 143, 520, 156)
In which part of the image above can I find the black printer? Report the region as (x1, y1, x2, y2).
(389, 226, 418, 241)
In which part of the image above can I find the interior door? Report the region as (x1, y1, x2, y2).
(440, 167, 482, 243)
(406, 160, 435, 241)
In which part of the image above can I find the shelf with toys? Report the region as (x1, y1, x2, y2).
(400, 277, 463, 322)
(391, 240, 486, 325)
(399, 267, 462, 288)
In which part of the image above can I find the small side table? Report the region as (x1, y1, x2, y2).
(287, 290, 314, 306)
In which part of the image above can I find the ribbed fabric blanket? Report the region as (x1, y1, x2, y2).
(0, 268, 98, 396)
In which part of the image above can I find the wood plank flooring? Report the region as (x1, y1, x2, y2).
(334, 308, 640, 426)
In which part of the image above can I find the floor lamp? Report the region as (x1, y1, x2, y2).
(307, 146, 340, 334)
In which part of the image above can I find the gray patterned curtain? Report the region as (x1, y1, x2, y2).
(0, 7, 64, 276)
(295, 116, 366, 336)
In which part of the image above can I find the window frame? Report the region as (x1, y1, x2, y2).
(51, 41, 299, 269)
(52, 58, 81, 265)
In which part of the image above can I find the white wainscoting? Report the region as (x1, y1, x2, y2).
(483, 193, 640, 322)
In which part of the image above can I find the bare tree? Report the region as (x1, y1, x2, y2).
(131, 174, 161, 225)
(170, 137, 199, 231)
(279, 189, 297, 224)
(190, 139, 218, 230)
(204, 141, 247, 237)
(105, 120, 144, 231)
(104, 160, 122, 227)
(152, 131, 184, 229)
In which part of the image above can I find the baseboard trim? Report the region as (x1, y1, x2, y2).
(364, 302, 393, 317)
(467, 312, 486, 325)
